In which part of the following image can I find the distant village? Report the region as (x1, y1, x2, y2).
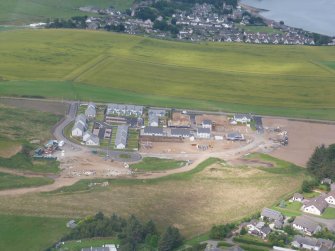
(39, 1, 335, 46)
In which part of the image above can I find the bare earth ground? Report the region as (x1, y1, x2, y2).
(0, 143, 21, 158)
(0, 97, 69, 115)
(263, 118, 335, 167)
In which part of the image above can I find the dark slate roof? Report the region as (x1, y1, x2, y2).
(293, 216, 320, 233)
(226, 132, 242, 139)
(293, 193, 304, 200)
(115, 125, 128, 146)
(234, 114, 252, 120)
(202, 119, 212, 125)
(293, 235, 318, 247)
(144, 126, 163, 135)
(261, 208, 283, 221)
(260, 226, 271, 235)
(171, 128, 191, 137)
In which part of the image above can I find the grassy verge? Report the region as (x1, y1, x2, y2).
(272, 201, 303, 217)
(130, 157, 187, 172)
(321, 207, 335, 219)
(0, 172, 53, 190)
(0, 214, 68, 251)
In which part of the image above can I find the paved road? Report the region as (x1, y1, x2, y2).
(303, 214, 335, 231)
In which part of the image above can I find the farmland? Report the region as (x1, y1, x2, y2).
(0, 172, 53, 190)
(0, 156, 305, 237)
(0, 29, 335, 119)
(0, 214, 68, 251)
(0, 0, 134, 25)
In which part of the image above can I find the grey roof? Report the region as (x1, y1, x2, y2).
(115, 125, 128, 147)
(226, 132, 243, 139)
(261, 208, 283, 221)
(293, 193, 304, 200)
(304, 196, 328, 213)
(81, 248, 109, 251)
(318, 238, 334, 249)
(148, 109, 166, 117)
(260, 226, 271, 235)
(322, 178, 332, 184)
(226, 246, 244, 251)
(171, 128, 191, 137)
(87, 134, 100, 144)
(197, 127, 211, 134)
(76, 113, 87, 123)
(85, 103, 96, 117)
(144, 126, 163, 135)
(274, 219, 283, 228)
(149, 114, 159, 126)
(234, 114, 252, 120)
(73, 122, 85, 132)
(202, 119, 212, 125)
(107, 103, 143, 115)
(293, 235, 318, 247)
(293, 216, 320, 233)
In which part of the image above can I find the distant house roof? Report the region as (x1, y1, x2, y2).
(144, 126, 164, 135)
(293, 193, 304, 200)
(202, 119, 212, 125)
(322, 178, 332, 185)
(226, 131, 243, 140)
(76, 114, 87, 123)
(261, 208, 283, 221)
(85, 103, 96, 117)
(234, 114, 252, 120)
(293, 235, 318, 247)
(274, 219, 283, 229)
(171, 128, 191, 137)
(293, 216, 320, 233)
(87, 134, 100, 145)
(197, 127, 211, 134)
(73, 122, 85, 132)
(260, 226, 271, 235)
(148, 109, 166, 117)
(115, 125, 128, 147)
(304, 196, 328, 213)
(149, 114, 159, 126)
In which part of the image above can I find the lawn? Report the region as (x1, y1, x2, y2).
(272, 201, 303, 217)
(55, 238, 119, 251)
(0, 172, 53, 190)
(0, 29, 335, 120)
(321, 207, 335, 219)
(0, 0, 134, 25)
(130, 157, 187, 171)
(0, 156, 305, 237)
(0, 214, 68, 251)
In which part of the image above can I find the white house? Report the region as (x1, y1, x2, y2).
(149, 114, 159, 127)
(85, 134, 100, 146)
(246, 220, 271, 239)
(233, 114, 252, 124)
(292, 216, 321, 236)
(83, 131, 93, 142)
(302, 196, 328, 216)
(85, 102, 96, 118)
(197, 128, 211, 139)
(291, 193, 304, 202)
(72, 123, 85, 137)
(325, 191, 335, 205)
(292, 236, 334, 251)
(115, 125, 128, 149)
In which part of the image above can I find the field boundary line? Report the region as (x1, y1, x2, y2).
(64, 53, 110, 81)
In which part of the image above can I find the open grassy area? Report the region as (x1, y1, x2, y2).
(272, 201, 303, 217)
(0, 138, 21, 158)
(130, 157, 186, 171)
(0, 156, 305, 237)
(0, 29, 335, 120)
(0, 214, 68, 251)
(321, 207, 335, 219)
(0, 0, 134, 25)
(0, 172, 53, 190)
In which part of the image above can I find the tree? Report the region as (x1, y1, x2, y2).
(209, 223, 235, 240)
(158, 226, 183, 251)
(136, 7, 157, 21)
(307, 144, 335, 180)
(240, 227, 247, 235)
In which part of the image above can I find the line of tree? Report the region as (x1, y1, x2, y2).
(307, 144, 335, 181)
(60, 212, 183, 251)
(46, 16, 88, 29)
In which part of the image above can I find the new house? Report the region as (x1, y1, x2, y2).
(115, 125, 129, 149)
(148, 109, 166, 117)
(72, 114, 88, 137)
(233, 114, 252, 124)
(303, 196, 328, 216)
(226, 132, 244, 141)
(148, 114, 159, 127)
(143, 126, 164, 136)
(292, 216, 321, 236)
(85, 102, 96, 118)
(171, 128, 191, 138)
(106, 103, 143, 117)
(202, 119, 212, 129)
(85, 134, 100, 146)
(197, 127, 211, 139)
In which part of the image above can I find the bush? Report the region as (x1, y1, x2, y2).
(209, 224, 235, 240)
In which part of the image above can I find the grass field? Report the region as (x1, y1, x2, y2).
(272, 201, 303, 217)
(55, 238, 120, 251)
(0, 214, 68, 251)
(0, 29, 335, 119)
(0, 0, 134, 25)
(321, 207, 335, 219)
(0, 156, 305, 237)
(0, 172, 53, 190)
(130, 157, 186, 171)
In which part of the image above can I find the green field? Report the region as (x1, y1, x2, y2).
(0, 214, 68, 251)
(0, 156, 305, 237)
(0, 29, 335, 119)
(130, 157, 187, 171)
(0, 172, 53, 190)
(0, 0, 134, 25)
(272, 201, 303, 217)
(55, 238, 119, 251)
(321, 207, 335, 219)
